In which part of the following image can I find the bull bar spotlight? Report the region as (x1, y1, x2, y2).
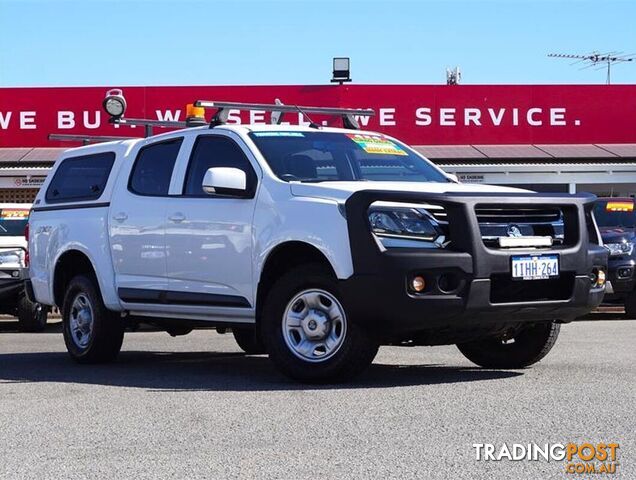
(102, 89, 127, 119)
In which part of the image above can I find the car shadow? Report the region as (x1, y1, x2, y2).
(0, 320, 62, 333)
(0, 349, 523, 391)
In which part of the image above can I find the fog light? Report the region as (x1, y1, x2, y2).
(411, 275, 426, 292)
(11, 270, 20, 278)
(596, 269, 606, 287)
(617, 267, 632, 279)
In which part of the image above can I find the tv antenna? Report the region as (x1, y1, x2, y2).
(548, 51, 635, 84)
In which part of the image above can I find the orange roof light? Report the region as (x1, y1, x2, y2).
(186, 103, 206, 119)
(606, 201, 634, 212)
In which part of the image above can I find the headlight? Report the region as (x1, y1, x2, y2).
(368, 207, 444, 247)
(0, 248, 25, 267)
(605, 242, 634, 256)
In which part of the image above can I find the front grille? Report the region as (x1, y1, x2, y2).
(475, 207, 562, 223)
(490, 273, 575, 303)
(475, 205, 565, 248)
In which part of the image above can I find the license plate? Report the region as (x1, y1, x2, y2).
(511, 255, 559, 280)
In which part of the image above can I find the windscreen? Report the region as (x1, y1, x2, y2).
(593, 200, 636, 228)
(248, 131, 449, 183)
(0, 208, 29, 236)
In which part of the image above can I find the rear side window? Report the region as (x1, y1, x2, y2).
(46, 152, 115, 203)
(129, 138, 183, 196)
(183, 136, 257, 197)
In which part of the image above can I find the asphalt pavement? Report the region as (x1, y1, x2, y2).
(0, 319, 634, 479)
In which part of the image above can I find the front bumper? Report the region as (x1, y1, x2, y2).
(603, 256, 635, 299)
(0, 267, 28, 302)
(342, 191, 607, 338)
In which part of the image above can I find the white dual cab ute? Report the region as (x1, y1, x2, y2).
(28, 95, 607, 382)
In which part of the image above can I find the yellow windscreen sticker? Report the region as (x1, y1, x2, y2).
(606, 201, 634, 212)
(0, 209, 29, 220)
(346, 134, 408, 156)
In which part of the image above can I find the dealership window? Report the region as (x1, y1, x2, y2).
(45, 152, 115, 203)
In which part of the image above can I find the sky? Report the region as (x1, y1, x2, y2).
(0, 0, 634, 87)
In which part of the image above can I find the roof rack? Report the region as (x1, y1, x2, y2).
(48, 91, 376, 145)
(48, 133, 140, 145)
(194, 100, 375, 130)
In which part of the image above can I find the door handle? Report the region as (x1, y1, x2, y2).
(113, 212, 128, 222)
(169, 212, 186, 223)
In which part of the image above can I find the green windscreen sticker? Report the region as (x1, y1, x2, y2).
(253, 132, 305, 137)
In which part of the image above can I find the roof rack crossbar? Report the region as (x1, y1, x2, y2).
(112, 118, 187, 129)
(194, 100, 374, 130)
(194, 100, 374, 117)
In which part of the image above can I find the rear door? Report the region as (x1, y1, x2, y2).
(109, 137, 184, 297)
(163, 132, 260, 313)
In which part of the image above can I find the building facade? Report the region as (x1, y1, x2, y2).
(1, 84, 635, 203)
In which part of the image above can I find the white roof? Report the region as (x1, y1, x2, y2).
(0, 203, 32, 209)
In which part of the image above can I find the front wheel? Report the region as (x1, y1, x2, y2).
(457, 322, 561, 369)
(624, 290, 636, 318)
(62, 275, 124, 363)
(261, 264, 379, 383)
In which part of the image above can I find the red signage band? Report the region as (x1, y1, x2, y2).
(1, 84, 635, 147)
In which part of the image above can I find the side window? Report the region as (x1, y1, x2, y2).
(46, 152, 115, 203)
(129, 138, 183, 196)
(183, 136, 257, 197)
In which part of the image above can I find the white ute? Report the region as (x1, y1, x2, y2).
(28, 95, 606, 382)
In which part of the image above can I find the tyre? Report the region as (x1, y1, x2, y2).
(232, 327, 266, 354)
(17, 294, 48, 332)
(62, 274, 124, 363)
(261, 263, 379, 383)
(457, 321, 561, 369)
(624, 291, 636, 318)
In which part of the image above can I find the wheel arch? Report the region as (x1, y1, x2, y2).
(256, 241, 337, 318)
(52, 249, 100, 308)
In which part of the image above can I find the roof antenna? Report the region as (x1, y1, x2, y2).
(294, 105, 320, 129)
(548, 51, 635, 84)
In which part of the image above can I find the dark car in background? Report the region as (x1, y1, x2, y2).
(0, 204, 48, 331)
(594, 198, 636, 316)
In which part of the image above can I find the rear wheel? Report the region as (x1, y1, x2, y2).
(232, 327, 266, 354)
(62, 275, 124, 363)
(457, 322, 560, 369)
(261, 263, 379, 383)
(17, 294, 48, 332)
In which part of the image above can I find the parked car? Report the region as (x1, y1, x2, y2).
(593, 197, 636, 316)
(0, 204, 48, 331)
(27, 97, 607, 382)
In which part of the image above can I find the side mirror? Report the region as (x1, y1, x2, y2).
(447, 173, 459, 183)
(202, 167, 247, 196)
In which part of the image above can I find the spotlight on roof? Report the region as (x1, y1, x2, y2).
(102, 89, 127, 119)
(331, 57, 352, 84)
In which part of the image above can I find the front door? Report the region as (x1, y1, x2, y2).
(164, 133, 260, 313)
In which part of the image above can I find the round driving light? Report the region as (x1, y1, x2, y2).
(102, 88, 127, 119)
(596, 269, 606, 287)
(11, 270, 20, 278)
(411, 275, 426, 292)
